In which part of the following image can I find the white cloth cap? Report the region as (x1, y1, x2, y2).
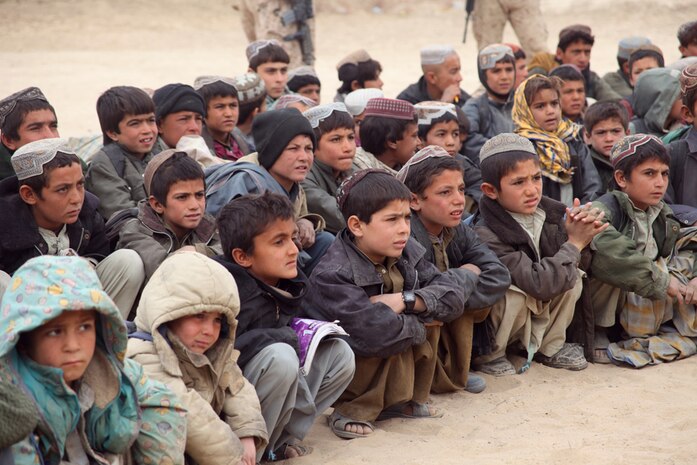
(12, 138, 74, 180)
(344, 88, 384, 116)
(414, 101, 457, 126)
(193, 75, 237, 91)
(420, 45, 457, 66)
(302, 102, 350, 128)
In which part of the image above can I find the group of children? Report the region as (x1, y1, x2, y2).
(2, 17, 697, 465)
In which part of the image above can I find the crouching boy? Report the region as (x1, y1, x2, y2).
(127, 252, 268, 465)
(474, 133, 607, 375)
(214, 193, 355, 460)
(1, 255, 186, 465)
(305, 171, 469, 430)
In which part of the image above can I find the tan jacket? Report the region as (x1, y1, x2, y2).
(126, 252, 268, 465)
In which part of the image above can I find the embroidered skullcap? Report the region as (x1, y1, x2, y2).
(617, 36, 652, 60)
(680, 63, 697, 94)
(336, 169, 391, 212)
(274, 94, 318, 110)
(558, 24, 593, 42)
(231, 73, 266, 103)
(288, 66, 319, 80)
(303, 102, 349, 128)
(363, 98, 415, 120)
(478, 44, 514, 70)
(143, 149, 179, 196)
(11, 138, 74, 181)
(420, 45, 457, 66)
(479, 133, 536, 164)
(610, 134, 663, 167)
(0, 87, 48, 129)
(336, 49, 373, 70)
(246, 39, 283, 61)
(193, 75, 237, 91)
(396, 145, 450, 183)
(414, 101, 457, 126)
(344, 88, 384, 116)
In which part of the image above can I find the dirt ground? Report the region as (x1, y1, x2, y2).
(2, 0, 697, 463)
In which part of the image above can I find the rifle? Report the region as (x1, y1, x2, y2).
(463, 0, 475, 43)
(281, 0, 315, 65)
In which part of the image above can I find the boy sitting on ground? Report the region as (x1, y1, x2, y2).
(247, 40, 291, 109)
(398, 146, 510, 393)
(473, 133, 607, 375)
(602, 36, 652, 99)
(1, 255, 186, 465)
(287, 66, 321, 104)
(583, 101, 630, 193)
(550, 64, 586, 124)
(0, 138, 144, 318)
(334, 49, 384, 103)
(128, 252, 268, 465)
(152, 83, 206, 150)
(214, 193, 355, 458)
(305, 170, 469, 429)
(86, 86, 159, 219)
(678, 21, 697, 58)
(116, 150, 221, 282)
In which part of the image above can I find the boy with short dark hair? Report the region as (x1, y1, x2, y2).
(505, 43, 528, 90)
(287, 66, 321, 104)
(474, 133, 606, 374)
(116, 150, 221, 281)
(678, 21, 697, 58)
(334, 49, 384, 103)
(629, 67, 683, 136)
(231, 72, 267, 153)
(353, 97, 419, 173)
(589, 134, 697, 367)
(583, 101, 630, 193)
(0, 138, 144, 318)
(550, 64, 586, 124)
(305, 170, 469, 428)
(247, 40, 291, 109)
(602, 36, 652, 98)
(86, 86, 159, 219)
(398, 147, 510, 393)
(627, 45, 665, 88)
(0, 87, 59, 180)
(214, 192, 355, 457)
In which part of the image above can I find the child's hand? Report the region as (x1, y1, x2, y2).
(369, 293, 405, 314)
(296, 218, 316, 249)
(667, 276, 686, 305)
(238, 437, 256, 465)
(460, 263, 481, 276)
(441, 84, 461, 104)
(564, 199, 609, 251)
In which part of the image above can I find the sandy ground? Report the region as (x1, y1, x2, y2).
(3, 0, 697, 463)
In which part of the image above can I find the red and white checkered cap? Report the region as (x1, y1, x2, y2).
(363, 98, 415, 120)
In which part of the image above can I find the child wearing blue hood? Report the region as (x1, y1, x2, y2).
(0, 255, 187, 465)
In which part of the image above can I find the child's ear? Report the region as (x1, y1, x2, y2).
(105, 129, 119, 143)
(346, 215, 364, 237)
(231, 248, 252, 268)
(555, 47, 563, 61)
(18, 185, 40, 205)
(410, 192, 423, 212)
(148, 195, 165, 214)
(681, 104, 695, 124)
(350, 80, 360, 91)
(1, 133, 19, 151)
(582, 128, 591, 145)
(386, 139, 398, 150)
(614, 170, 627, 189)
(480, 182, 499, 200)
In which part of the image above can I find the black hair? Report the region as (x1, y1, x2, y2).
(678, 21, 697, 48)
(558, 30, 595, 51)
(238, 92, 267, 126)
(550, 66, 585, 83)
(455, 107, 470, 135)
(627, 49, 665, 75)
(512, 47, 527, 61)
(150, 152, 205, 206)
(359, 115, 418, 157)
(583, 101, 629, 134)
(217, 191, 295, 257)
(248, 44, 290, 70)
(19, 151, 82, 198)
(96, 86, 155, 146)
(417, 112, 459, 141)
(196, 81, 239, 106)
(336, 60, 382, 95)
(288, 74, 321, 93)
(611, 138, 670, 190)
(402, 156, 463, 197)
(683, 85, 697, 114)
(313, 110, 355, 142)
(481, 152, 539, 190)
(1, 99, 56, 142)
(340, 171, 411, 223)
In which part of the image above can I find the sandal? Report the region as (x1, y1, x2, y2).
(327, 410, 374, 439)
(592, 347, 612, 364)
(265, 443, 313, 462)
(474, 356, 516, 376)
(376, 401, 443, 421)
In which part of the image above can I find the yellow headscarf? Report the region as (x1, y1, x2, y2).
(513, 74, 581, 185)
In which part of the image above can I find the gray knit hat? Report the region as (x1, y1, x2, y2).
(479, 133, 536, 164)
(0, 381, 39, 448)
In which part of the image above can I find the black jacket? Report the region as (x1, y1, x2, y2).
(396, 76, 470, 107)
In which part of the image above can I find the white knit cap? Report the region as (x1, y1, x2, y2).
(420, 45, 457, 66)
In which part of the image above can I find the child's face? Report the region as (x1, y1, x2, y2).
(410, 169, 465, 236)
(485, 61, 515, 97)
(530, 89, 562, 132)
(297, 84, 321, 104)
(108, 112, 157, 155)
(587, 118, 627, 158)
(514, 58, 528, 89)
(615, 158, 669, 211)
(559, 80, 585, 119)
(235, 217, 299, 287)
(668, 98, 684, 128)
(269, 134, 314, 191)
(484, 159, 542, 215)
(167, 312, 223, 354)
(629, 56, 660, 86)
(3, 109, 59, 151)
(349, 199, 411, 263)
(680, 42, 697, 58)
(24, 310, 97, 384)
(150, 179, 205, 239)
(315, 127, 356, 173)
(158, 111, 203, 148)
(23, 163, 85, 231)
(391, 123, 420, 165)
(363, 71, 384, 90)
(205, 96, 239, 137)
(556, 40, 592, 70)
(255, 62, 289, 99)
(425, 121, 460, 156)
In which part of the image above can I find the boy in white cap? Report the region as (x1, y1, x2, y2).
(602, 36, 652, 98)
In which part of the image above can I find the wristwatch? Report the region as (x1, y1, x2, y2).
(402, 290, 416, 313)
